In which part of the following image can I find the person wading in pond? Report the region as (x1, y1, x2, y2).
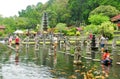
(101, 49, 112, 66)
(101, 49, 112, 77)
(100, 35, 107, 53)
(15, 36, 20, 51)
(8, 36, 13, 46)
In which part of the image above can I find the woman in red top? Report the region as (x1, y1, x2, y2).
(101, 49, 112, 77)
(89, 33, 93, 40)
(102, 49, 112, 66)
(102, 50, 110, 60)
(15, 36, 20, 50)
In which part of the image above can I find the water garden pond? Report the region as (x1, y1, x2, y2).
(0, 44, 120, 79)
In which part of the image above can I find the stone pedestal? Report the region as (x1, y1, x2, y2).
(113, 31, 120, 65)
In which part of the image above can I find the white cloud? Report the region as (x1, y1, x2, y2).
(0, 0, 48, 17)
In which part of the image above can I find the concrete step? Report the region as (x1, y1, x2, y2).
(84, 57, 92, 60)
(92, 59, 101, 62)
(114, 31, 120, 34)
(116, 62, 120, 65)
(86, 52, 91, 55)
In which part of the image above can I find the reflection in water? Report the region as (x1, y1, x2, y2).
(73, 65, 83, 79)
(2, 64, 52, 79)
(2, 53, 53, 79)
(53, 55, 57, 68)
(0, 47, 54, 79)
(1, 44, 120, 79)
(15, 52, 19, 65)
(101, 64, 111, 77)
(25, 47, 29, 59)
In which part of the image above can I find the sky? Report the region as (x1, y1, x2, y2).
(0, 0, 48, 17)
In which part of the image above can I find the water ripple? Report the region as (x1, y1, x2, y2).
(2, 63, 53, 79)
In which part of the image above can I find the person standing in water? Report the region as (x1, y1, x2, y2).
(15, 36, 20, 51)
(100, 35, 107, 53)
(8, 36, 13, 46)
(102, 49, 112, 66)
(101, 49, 112, 77)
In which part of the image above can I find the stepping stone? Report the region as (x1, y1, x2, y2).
(48, 53, 54, 56)
(70, 54, 74, 56)
(92, 59, 101, 62)
(32, 58, 37, 60)
(86, 52, 91, 55)
(118, 54, 120, 56)
(73, 60, 82, 65)
(66, 53, 70, 55)
(35, 49, 39, 50)
(24, 58, 29, 60)
(84, 57, 92, 60)
(116, 62, 120, 65)
(7, 45, 16, 50)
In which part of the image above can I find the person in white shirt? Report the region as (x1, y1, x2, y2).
(100, 35, 107, 53)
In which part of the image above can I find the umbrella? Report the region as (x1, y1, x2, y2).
(14, 30, 23, 34)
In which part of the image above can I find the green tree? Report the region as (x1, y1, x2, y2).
(90, 5, 120, 18)
(55, 23, 67, 32)
(98, 21, 115, 39)
(84, 24, 98, 34)
(46, 10, 57, 28)
(15, 17, 29, 29)
(68, 0, 100, 25)
(2, 17, 17, 33)
(19, 5, 42, 29)
(88, 14, 110, 25)
(46, 0, 70, 27)
(99, 0, 120, 10)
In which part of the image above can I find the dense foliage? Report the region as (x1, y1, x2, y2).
(88, 14, 110, 25)
(0, 0, 120, 36)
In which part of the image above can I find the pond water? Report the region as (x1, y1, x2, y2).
(2, 63, 52, 79)
(0, 44, 120, 79)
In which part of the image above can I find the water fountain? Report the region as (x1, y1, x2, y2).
(33, 35, 40, 59)
(73, 36, 82, 64)
(62, 35, 71, 53)
(85, 39, 92, 59)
